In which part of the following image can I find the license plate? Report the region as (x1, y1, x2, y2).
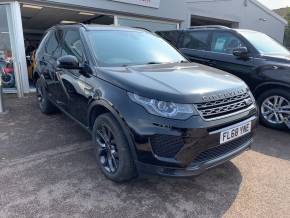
(220, 122, 251, 144)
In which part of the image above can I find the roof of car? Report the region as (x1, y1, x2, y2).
(53, 24, 147, 32)
(187, 25, 231, 30)
(156, 26, 235, 33)
(159, 26, 261, 34)
(235, 29, 260, 34)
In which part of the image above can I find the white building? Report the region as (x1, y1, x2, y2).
(0, 0, 287, 96)
(187, 0, 287, 42)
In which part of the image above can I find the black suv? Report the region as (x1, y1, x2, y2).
(34, 24, 257, 182)
(157, 26, 290, 129)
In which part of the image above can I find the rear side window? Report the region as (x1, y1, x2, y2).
(156, 31, 180, 47)
(61, 30, 85, 62)
(36, 32, 50, 58)
(180, 31, 210, 50)
(45, 31, 59, 56)
(211, 32, 245, 54)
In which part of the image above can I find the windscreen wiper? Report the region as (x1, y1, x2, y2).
(122, 62, 165, 67)
(178, 60, 190, 63)
(146, 61, 189, 65)
(146, 62, 166, 65)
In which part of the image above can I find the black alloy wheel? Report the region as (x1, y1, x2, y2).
(96, 124, 119, 173)
(93, 113, 137, 182)
(36, 81, 44, 107)
(35, 78, 57, 114)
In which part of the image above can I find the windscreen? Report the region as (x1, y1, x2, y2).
(87, 30, 186, 67)
(238, 30, 290, 56)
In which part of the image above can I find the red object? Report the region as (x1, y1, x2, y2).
(3, 67, 13, 74)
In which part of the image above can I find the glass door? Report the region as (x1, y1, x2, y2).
(0, 4, 16, 91)
(0, 2, 29, 97)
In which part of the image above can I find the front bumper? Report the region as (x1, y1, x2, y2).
(120, 98, 258, 176)
(136, 135, 252, 177)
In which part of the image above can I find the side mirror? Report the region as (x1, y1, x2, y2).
(233, 47, 249, 59)
(57, 55, 80, 69)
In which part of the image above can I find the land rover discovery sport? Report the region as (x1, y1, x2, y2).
(157, 26, 290, 129)
(34, 24, 258, 182)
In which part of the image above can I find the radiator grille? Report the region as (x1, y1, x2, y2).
(196, 93, 253, 120)
(191, 134, 252, 165)
(150, 135, 184, 158)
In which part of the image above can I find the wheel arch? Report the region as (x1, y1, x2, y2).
(253, 82, 290, 99)
(88, 101, 111, 131)
(88, 99, 138, 161)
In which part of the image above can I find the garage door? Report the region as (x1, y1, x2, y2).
(117, 16, 179, 32)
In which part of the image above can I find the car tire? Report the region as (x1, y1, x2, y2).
(92, 113, 137, 182)
(35, 78, 58, 114)
(257, 88, 290, 129)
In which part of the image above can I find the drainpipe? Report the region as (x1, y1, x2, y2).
(0, 70, 7, 114)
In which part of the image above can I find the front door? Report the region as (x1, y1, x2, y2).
(205, 31, 256, 86)
(58, 29, 91, 125)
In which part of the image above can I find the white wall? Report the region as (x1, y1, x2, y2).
(19, 0, 287, 42)
(35, 0, 188, 23)
(241, 0, 286, 42)
(186, 0, 287, 42)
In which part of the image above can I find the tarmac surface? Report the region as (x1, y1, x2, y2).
(0, 94, 290, 218)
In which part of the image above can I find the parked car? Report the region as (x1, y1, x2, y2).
(157, 26, 290, 129)
(34, 24, 257, 182)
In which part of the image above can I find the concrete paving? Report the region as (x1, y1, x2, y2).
(0, 94, 289, 218)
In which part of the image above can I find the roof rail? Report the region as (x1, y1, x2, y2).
(79, 23, 88, 30)
(133, 27, 151, 32)
(57, 23, 88, 30)
(188, 25, 230, 30)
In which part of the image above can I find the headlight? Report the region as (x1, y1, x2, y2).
(249, 91, 257, 107)
(248, 90, 255, 101)
(128, 93, 197, 120)
(246, 88, 256, 103)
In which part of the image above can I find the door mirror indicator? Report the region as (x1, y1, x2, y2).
(57, 55, 80, 69)
(233, 47, 249, 59)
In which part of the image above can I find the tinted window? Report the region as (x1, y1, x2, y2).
(87, 30, 186, 67)
(62, 30, 85, 62)
(156, 31, 180, 47)
(36, 32, 50, 58)
(211, 32, 245, 54)
(45, 31, 59, 56)
(180, 31, 210, 50)
(238, 30, 290, 55)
